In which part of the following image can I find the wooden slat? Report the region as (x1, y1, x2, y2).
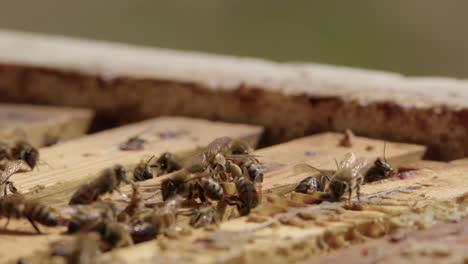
(0, 117, 262, 264)
(105, 165, 468, 264)
(103, 134, 424, 264)
(300, 217, 468, 264)
(2, 133, 424, 264)
(0, 103, 93, 146)
(1, 30, 468, 160)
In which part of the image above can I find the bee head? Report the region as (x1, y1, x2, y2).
(24, 148, 39, 169)
(157, 152, 171, 170)
(161, 179, 181, 201)
(375, 158, 394, 173)
(114, 165, 130, 184)
(328, 180, 347, 200)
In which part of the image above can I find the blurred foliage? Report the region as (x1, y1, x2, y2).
(1, 0, 468, 78)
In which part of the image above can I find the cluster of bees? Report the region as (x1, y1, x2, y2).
(5, 136, 264, 263)
(294, 146, 395, 202)
(0, 134, 398, 263)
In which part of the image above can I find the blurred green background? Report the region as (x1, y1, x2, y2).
(1, 0, 467, 78)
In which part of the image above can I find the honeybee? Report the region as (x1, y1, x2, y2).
(51, 234, 101, 263)
(67, 201, 119, 233)
(92, 220, 133, 249)
(155, 152, 182, 175)
(363, 143, 395, 183)
(69, 165, 131, 205)
(228, 162, 260, 216)
(182, 203, 222, 228)
(0, 160, 23, 196)
(0, 194, 58, 233)
(130, 195, 183, 243)
(0, 140, 39, 169)
(293, 164, 334, 193)
(160, 170, 224, 203)
(185, 137, 251, 173)
(133, 156, 157, 182)
(327, 152, 368, 202)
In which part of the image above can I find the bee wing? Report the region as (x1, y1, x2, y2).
(350, 157, 369, 178)
(256, 163, 284, 174)
(1, 160, 23, 182)
(204, 137, 232, 160)
(293, 164, 324, 175)
(337, 152, 357, 170)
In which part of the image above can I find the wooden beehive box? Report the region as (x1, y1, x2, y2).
(0, 30, 467, 264)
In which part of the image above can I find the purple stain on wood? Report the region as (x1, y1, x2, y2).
(119, 136, 146, 150)
(156, 129, 189, 139)
(305, 151, 320, 156)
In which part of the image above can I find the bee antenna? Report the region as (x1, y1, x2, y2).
(334, 158, 339, 169)
(383, 142, 387, 161)
(145, 155, 156, 165)
(39, 159, 54, 170)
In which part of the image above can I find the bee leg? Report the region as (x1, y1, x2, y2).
(355, 184, 361, 201)
(7, 182, 18, 194)
(3, 216, 10, 230)
(198, 184, 207, 203)
(26, 216, 42, 234)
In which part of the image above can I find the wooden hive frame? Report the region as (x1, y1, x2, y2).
(0, 30, 467, 264)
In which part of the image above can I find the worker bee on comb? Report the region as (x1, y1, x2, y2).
(69, 165, 132, 205)
(0, 140, 39, 169)
(363, 143, 395, 183)
(327, 152, 369, 202)
(0, 194, 58, 234)
(293, 164, 334, 194)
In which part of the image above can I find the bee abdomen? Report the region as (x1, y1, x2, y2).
(201, 178, 224, 201)
(295, 176, 320, 193)
(25, 202, 58, 226)
(133, 164, 154, 181)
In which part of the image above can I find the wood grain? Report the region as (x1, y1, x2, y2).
(0, 103, 93, 146)
(0, 30, 467, 159)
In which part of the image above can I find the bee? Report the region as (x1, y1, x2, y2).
(185, 137, 250, 173)
(92, 220, 133, 249)
(133, 156, 157, 182)
(0, 140, 39, 169)
(155, 152, 182, 175)
(160, 170, 224, 203)
(327, 152, 369, 202)
(0, 160, 23, 196)
(293, 164, 334, 193)
(67, 201, 118, 233)
(182, 203, 222, 228)
(51, 234, 101, 263)
(130, 195, 183, 243)
(363, 143, 395, 183)
(69, 165, 131, 205)
(229, 162, 260, 216)
(0, 194, 58, 233)
(228, 139, 253, 155)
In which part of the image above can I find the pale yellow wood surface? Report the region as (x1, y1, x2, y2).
(0, 103, 93, 146)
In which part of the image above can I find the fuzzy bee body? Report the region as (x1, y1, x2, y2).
(234, 176, 259, 216)
(200, 177, 224, 201)
(363, 158, 395, 183)
(0, 195, 58, 233)
(156, 152, 182, 175)
(69, 165, 129, 205)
